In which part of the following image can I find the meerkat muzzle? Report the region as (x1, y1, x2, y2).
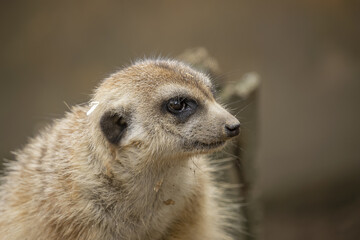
(225, 122, 241, 138)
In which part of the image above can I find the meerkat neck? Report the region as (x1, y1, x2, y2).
(89, 148, 201, 226)
(108, 150, 197, 184)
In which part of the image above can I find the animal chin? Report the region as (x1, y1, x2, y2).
(183, 140, 226, 152)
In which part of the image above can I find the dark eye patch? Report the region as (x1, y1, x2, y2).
(163, 96, 198, 123)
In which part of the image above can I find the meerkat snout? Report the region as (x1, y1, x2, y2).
(223, 113, 241, 138)
(225, 122, 241, 138)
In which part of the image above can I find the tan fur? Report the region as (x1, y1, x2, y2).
(0, 59, 240, 240)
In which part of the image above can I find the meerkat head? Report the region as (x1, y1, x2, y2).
(88, 59, 240, 161)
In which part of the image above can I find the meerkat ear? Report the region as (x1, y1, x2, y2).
(100, 111, 128, 145)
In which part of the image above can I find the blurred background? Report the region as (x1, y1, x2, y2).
(1, 1, 359, 239)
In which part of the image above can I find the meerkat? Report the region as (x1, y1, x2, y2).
(0, 59, 241, 240)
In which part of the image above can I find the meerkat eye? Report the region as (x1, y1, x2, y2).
(167, 97, 186, 113)
(165, 97, 198, 122)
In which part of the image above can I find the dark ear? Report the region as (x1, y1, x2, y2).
(100, 111, 128, 145)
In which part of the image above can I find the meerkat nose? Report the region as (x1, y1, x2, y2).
(224, 122, 241, 138)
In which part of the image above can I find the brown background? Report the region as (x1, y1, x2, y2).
(1, 1, 360, 239)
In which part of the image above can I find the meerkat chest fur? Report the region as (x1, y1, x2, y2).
(113, 155, 201, 224)
(96, 141, 204, 238)
(0, 59, 241, 240)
